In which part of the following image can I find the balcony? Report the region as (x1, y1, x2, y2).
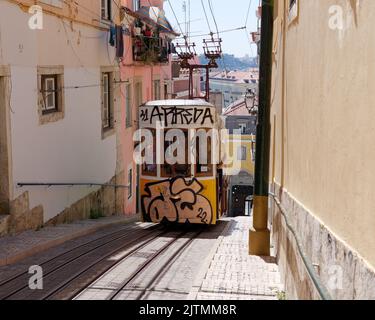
(132, 33, 170, 64)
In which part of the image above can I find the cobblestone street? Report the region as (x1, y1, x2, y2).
(190, 217, 284, 300)
(0, 216, 283, 301)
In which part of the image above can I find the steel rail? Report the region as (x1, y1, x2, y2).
(48, 229, 171, 300)
(0, 223, 149, 288)
(107, 231, 189, 300)
(135, 229, 204, 300)
(2, 226, 164, 300)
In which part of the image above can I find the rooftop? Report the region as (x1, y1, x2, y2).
(209, 69, 259, 84)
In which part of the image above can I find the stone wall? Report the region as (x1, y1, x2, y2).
(0, 191, 43, 236)
(271, 183, 375, 300)
(0, 173, 126, 236)
(46, 173, 125, 226)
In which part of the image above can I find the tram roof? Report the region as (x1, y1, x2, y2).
(143, 99, 215, 108)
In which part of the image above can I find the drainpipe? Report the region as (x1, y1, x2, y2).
(249, 0, 274, 256)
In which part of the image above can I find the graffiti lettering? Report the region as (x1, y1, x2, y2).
(197, 208, 208, 224)
(139, 106, 215, 127)
(142, 177, 213, 224)
(139, 109, 149, 123)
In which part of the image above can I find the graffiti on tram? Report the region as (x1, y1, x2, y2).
(139, 105, 215, 127)
(142, 177, 213, 224)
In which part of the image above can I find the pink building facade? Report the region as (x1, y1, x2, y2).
(119, 0, 175, 215)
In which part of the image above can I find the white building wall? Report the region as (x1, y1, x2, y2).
(0, 2, 118, 222)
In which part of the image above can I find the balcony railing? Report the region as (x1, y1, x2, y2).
(132, 34, 169, 64)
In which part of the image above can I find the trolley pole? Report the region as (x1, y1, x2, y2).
(249, 0, 274, 256)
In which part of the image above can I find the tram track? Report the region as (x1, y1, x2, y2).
(73, 227, 205, 301)
(1, 223, 207, 300)
(0, 223, 153, 288)
(106, 231, 190, 300)
(46, 228, 171, 300)
(135, 229, 204, 300)
(0, 224, 165, 300)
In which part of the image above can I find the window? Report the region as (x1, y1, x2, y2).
(133, 0, 141, 11)
(289, 0, 298, 22)
(128, 168, 133, 199)
(141, 129, 157, 176)
(38, 66, 64, 124)
(164, 83, 168, 99)
(251, 141, 256, 162)
(237, 146, 247, 161)
(194, 129, 213, 177)
(135, 82, 142, 107)
(101, 0, 112, 21)
(162, 130, 191, 178)
(153, 80, 161, 100)
(41, 75, 58, 114)
(239, 123, 246, 134)
(101, 72, 114, 130)
(125, 83, 132, 128)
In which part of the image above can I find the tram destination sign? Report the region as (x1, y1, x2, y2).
(139, 105, 215, 128)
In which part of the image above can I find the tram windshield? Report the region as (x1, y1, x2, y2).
(161, 129, 191, 177)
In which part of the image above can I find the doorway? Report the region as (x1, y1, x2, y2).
(230, 185, 253, 217)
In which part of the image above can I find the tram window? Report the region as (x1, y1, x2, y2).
(195, 130, 213, 177)
(161, 130, 191, 177)
(141, 129, 157, 176)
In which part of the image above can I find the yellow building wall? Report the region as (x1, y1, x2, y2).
(223, 134, 255, 176)
(271, 0, 375, 268)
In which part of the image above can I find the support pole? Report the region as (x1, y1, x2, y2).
(249, 0, 274, 256)
(189, 66, 193, 99)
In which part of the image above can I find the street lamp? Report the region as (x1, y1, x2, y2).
(245, 88, 258, 115)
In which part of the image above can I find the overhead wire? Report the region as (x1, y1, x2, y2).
(245, 0, 252, 27)
(244, 0, 255, 57)
(166, 0, 186, 37)
(188, 0, 191, 42)
(174, 0, 257, 61)
(200, 0, 212, 34)
(207, 0, 220, 37)
(207, 0, 228, 73)
(176, 26, 246, 39)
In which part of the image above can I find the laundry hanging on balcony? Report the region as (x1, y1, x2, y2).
(109, 25, 124, 58)
(115, 25, 124, 58)
(109, 25, 116, 47)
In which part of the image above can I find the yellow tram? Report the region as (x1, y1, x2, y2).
(137, 99, 227, 225)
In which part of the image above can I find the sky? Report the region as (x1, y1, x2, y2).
(163, 0, 259, 58)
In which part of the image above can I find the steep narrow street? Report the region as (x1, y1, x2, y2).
(1, 0, 375, 312)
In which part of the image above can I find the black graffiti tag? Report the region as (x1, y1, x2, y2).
(140, 108, 149, 122)
(144, 106, 214, 126)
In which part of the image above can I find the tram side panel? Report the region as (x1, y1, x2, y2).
(140, 177, 218, 225)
